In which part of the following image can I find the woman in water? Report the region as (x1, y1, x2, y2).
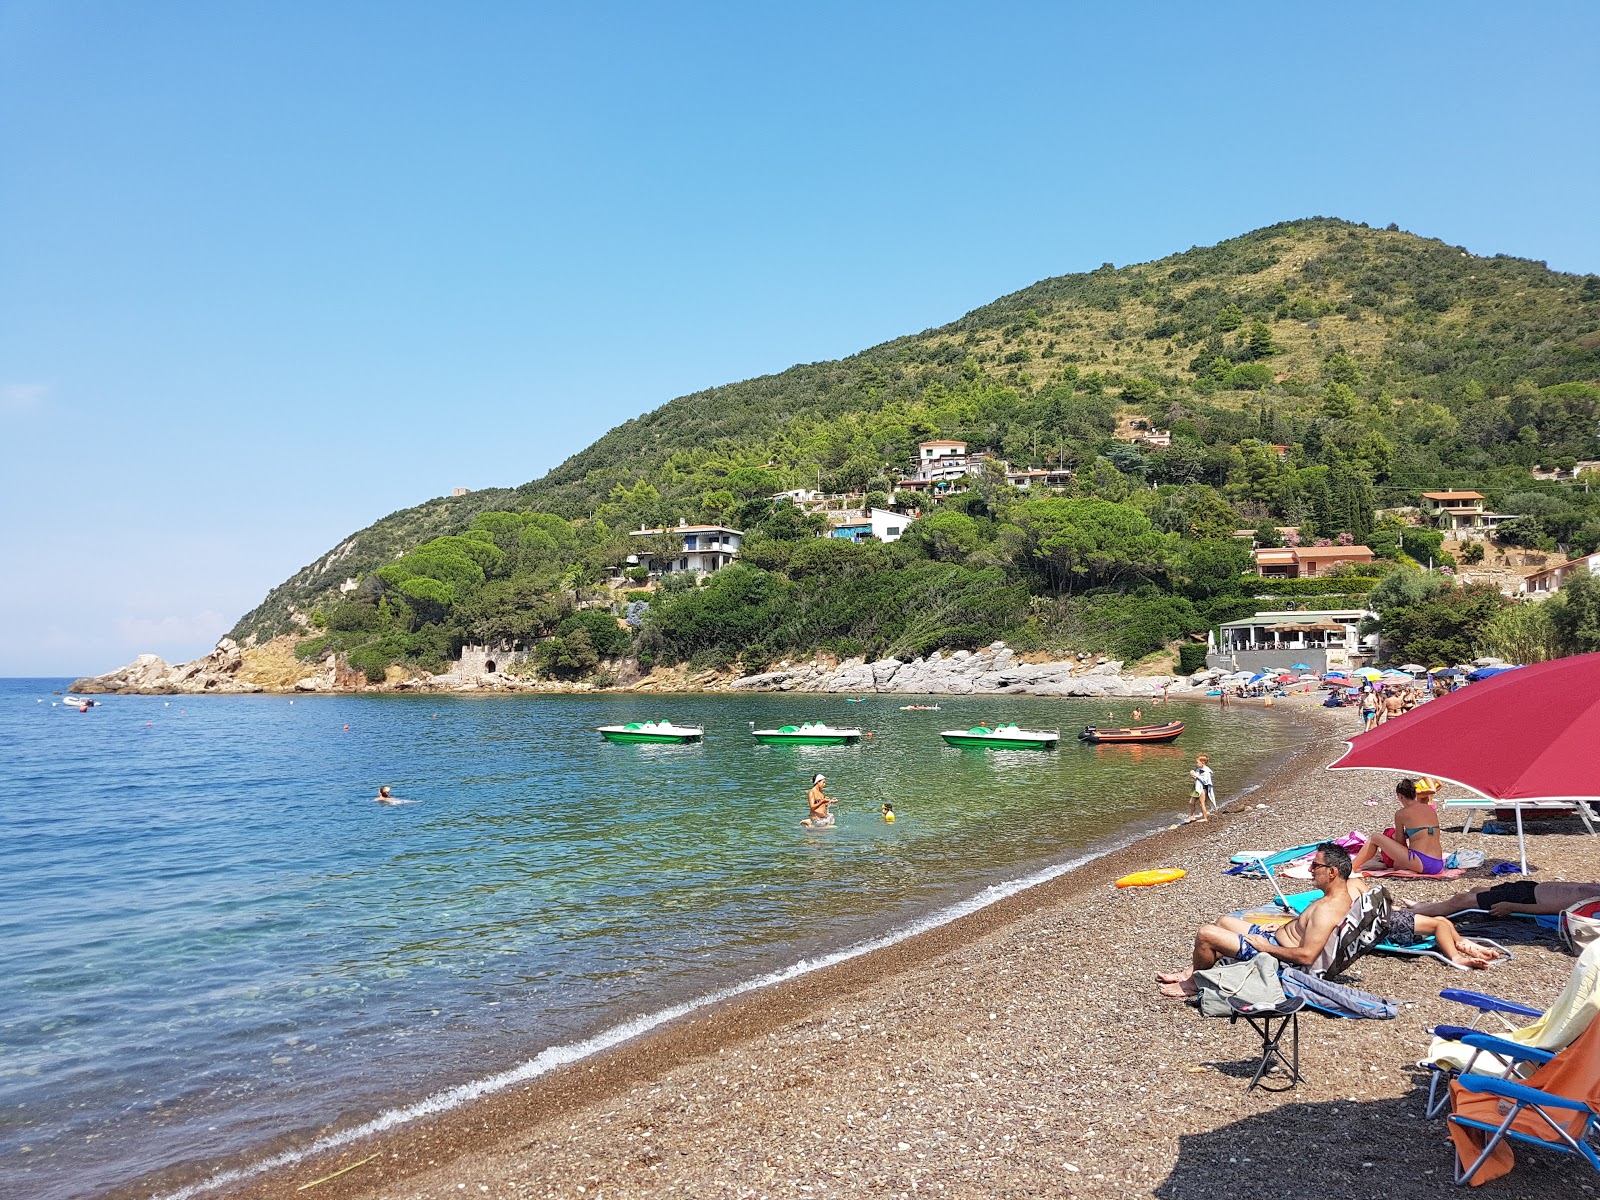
(1351, 777, 1446, 876)
(801, 773, 836, 828)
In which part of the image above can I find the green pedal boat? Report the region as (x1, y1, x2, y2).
(939, 723, 1060, 749)
(597, 720, 705, 744)
(751, 722, 862, 746)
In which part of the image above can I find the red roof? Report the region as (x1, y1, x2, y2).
(1293, 545, 1373, 559)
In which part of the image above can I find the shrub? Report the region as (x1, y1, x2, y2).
(1178, 643, 1210, 674)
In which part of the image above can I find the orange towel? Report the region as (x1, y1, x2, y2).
(1448, 1013, 1600, 1183)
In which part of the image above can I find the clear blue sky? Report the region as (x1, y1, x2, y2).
(3, 2, 1597, 676)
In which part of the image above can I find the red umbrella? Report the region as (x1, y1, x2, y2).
(1329, 651, 1600, 871)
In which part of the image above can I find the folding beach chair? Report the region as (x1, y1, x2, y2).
(1423, 941, 1600, 1117)
(1425, 989, 1548, 1118)
(1447, 1019, 1600, 1185)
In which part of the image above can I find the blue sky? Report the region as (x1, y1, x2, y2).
(3, 1, 1597, 676)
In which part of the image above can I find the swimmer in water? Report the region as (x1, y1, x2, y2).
(374, 786, 414, 805)
(881, 802, 895, 823)
(801, 774, 836, 828)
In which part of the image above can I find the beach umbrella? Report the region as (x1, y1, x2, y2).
(1291, 662, 1311, 671)
(1353, 667, 1383, 680)
(1381, 670, 1413, 681)
(1298, 673, 1321, 681)
(1466, 665, 1519, 682)
(1329, 651, 1600, 873)
(1400, 663, 1427, 674)
(1325, 670, 1349, 678)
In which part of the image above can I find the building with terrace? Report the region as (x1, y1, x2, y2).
(627, 523, 743, 575)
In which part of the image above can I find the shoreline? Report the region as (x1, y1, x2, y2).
(125, 697, 1583, 1200)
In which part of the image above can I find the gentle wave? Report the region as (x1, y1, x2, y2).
(154, 836, 1128, 1200)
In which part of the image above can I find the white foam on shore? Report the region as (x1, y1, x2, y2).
(151, 834, 1143, 1200)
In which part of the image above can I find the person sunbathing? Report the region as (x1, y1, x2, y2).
(1156, 843, 1354, 998)
(1377, 906, 1502, 968)
(1350, 777, 1446, 876)
(1403, 879, 1600, 919)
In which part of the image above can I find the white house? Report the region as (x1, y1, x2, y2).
(825, 508, 911, 543)
(1520, 552, 1600, 596)
(628, 523, 743, 575)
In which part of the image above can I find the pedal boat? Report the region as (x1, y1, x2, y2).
(597, 720, 705, 744)
(1077, 720, 1184, 745)
(751, 722, 861, 746)
(939, 724, 1059, 749)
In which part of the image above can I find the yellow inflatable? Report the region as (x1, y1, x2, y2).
(1115, 867, 1187, 888)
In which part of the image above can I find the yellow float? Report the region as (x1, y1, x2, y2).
(1114, 867, 1187, 888)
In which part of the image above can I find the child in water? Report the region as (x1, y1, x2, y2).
(1187, 755, 1214, 823)
(881, 802, 895, 823)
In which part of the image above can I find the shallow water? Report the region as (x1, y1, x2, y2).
(0, 681, 1304, 1199)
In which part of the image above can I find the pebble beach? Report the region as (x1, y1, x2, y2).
(145, 698, 1590, 1200)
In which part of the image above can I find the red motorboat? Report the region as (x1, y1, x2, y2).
(1078, 720, 1185, 745)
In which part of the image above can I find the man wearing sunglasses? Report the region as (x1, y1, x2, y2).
(1157, 842, 1354, 998)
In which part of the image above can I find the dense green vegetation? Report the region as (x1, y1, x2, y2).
(230, 218, 1600, 676)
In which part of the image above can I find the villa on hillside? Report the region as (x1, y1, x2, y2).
(627, 522, 743, 575)
(1208, 608, 1375, 674)
(1253, 544, 1375, 578)
(825, 508, 910, 543)
(1520, 551, 1600, 596)
(1419, 491, 1515, 537)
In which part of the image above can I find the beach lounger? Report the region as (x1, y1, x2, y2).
(1440, 797, 1597, 876)
(1447, 1019, 1600, 1184)
(1273, 888, 1511, 973)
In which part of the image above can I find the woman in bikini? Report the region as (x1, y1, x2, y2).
(1351, 777, 1446, 876)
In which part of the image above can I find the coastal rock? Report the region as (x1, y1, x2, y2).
(71, 638, 263, 695)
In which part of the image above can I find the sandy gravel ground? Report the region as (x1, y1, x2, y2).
(144, 699, 1596, 1200)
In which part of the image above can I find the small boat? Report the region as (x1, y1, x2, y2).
(1077, 720, 1185, 745)
(939, 724, 1059, 749)
(597, 720, 704, 744)
(751, 722, 861, 746)
(899, 704, 941, 711)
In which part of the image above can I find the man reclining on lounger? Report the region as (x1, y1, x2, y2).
(1403, 880, 1600, 919)
(1157, 843, 1354, 998)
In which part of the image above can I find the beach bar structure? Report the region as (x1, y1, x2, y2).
(1207, 608, 1375, 675)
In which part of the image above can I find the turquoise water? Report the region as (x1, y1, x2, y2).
(0, 681, 1303, 1199)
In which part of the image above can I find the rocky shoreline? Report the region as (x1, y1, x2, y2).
(71, 639, 1195, 701)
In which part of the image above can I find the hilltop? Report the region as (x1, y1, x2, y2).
(196, 217, 1600, 685)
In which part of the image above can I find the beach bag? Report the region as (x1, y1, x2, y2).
(1193, 953, 1285, 1018)
(1446, 849, 1486, 869)
(1560, 900, 1600, 953)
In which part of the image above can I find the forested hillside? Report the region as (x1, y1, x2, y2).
(229, 218, 1600, 678)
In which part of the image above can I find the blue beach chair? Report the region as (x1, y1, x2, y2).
(1447, 1029, 1600, 1184)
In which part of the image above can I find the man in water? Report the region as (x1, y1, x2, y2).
(1404, 880, 1600, 919)
(374, 786, 411, 805)
(801, 774, 835, 828)
(1157, 843, 1354, 997)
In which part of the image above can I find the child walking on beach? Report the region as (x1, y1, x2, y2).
(1188, 754, 1214, 823)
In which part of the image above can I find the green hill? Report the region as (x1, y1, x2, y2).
(228, 217, 1600, 676)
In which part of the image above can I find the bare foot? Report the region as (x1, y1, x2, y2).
(1159, 979, 1198, 998)
(1155, 967, 1193, 984)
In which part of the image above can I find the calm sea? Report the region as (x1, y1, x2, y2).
(0, 680, 1304, 1199)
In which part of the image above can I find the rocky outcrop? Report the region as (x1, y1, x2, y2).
(728, 643, 1198, 699)
(71, 639, 264, 694)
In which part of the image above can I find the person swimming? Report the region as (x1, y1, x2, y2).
(881, 802, 895, 823)
(374, 786, 414, 805)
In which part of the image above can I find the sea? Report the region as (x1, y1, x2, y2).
(0, 680, 1306, 1199)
